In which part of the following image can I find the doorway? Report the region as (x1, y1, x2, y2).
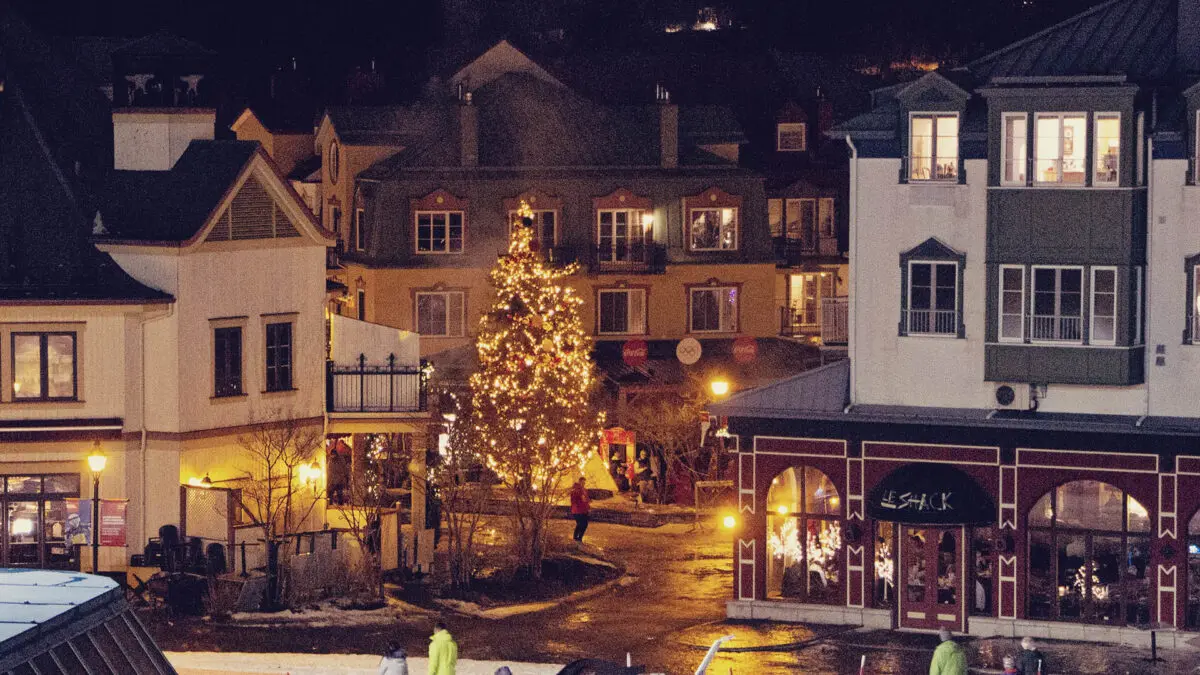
(899, 525, 965, 631)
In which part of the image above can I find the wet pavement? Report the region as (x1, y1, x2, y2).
(148, 519, 1200, 674)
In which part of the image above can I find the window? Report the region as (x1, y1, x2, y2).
(0, 473, 80, 568)
(999, 265, 1025, 342)
(689, 286, 738, 333)
(12, 333, 76, 400)
(776, 122, 807, 152)
(356, 289, 366, 322)
(330, 206, 342, 240)
(1027, 480, 1150, 626)
(265, 322, 293, 391)
(415, 211, 464, 254)
(327, 141, 340, 184)
(1002, 113, 1028, 185)
(786, 199, 816, 247)
(1094, 113, 1121, 186)
(818, 198, 835, 237)
(688, 207, 738, 251)
(511, 209, 557, 247)
(416, 292, 465, 337)
(1090, 267, 1117, 345)
(352, 208, 365, 251)
(766, 466, 842, 603)
(597, 209, 650, 263)
(1031, 266, 1083, 342)
(1034, 113, 1087, 185)
(905, 262, 957, 335)
(768, 199, 784, 238)
(213, 327, 243, 397)
(598, 289, 646, 335)
(909, 113, 959, 181)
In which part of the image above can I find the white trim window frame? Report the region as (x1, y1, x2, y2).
(1089, 266, 1118, 346)
(777, 122, 808, 152)
(415, 210, 465, 254)
(1033, 112, 1087, 186)
(1093, 112, 1121, 187)
(415, 291, 465, 338)
(689, 286, 738, 333)
(1001, 112, 1028, 186)
(597, 288, 647, 336)
(908, 112, 959, 182)
(597, 208, 647, 262)
(999, 265, 1026, 342)
(688, 206, 739, 251)
(509, 208, 558, 247)
(905, 260, 958, 336)
(1030, 265, 1084, 343)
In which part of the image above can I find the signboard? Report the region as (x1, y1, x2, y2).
(64, 499, 128, 547)
(622, 339, 648, 367)
(865, 464, 995, 525)
(602, 427, 636, 445)
(676, 337, 702, 365)
(732, 336, 758, 364)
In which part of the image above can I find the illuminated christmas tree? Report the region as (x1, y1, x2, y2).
(465, 201, 603, 577)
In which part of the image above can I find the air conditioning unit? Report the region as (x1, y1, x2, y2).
(993, 383, 1031, 410)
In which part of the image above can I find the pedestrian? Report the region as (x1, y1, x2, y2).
(428, 620, 458, 675)
(929, 628, 968, 675)
(570, 477, 591, 543)
(494, 668, 513, 675)
(378, 642, 408, 675)
(1001, 655, 1018, 675)
(1016, 636, 1047, 675)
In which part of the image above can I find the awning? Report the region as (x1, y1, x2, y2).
(866, 463, 995, 525)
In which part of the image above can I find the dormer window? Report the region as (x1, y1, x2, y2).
(908, 113, 958, 181)
(776, 123, 807, 152)
(1093, 113, 1121, 186)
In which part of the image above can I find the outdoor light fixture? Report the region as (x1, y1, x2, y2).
(86, 441, 107, 575)
(722, 515, 737, 529)
(710, 378, 730, 397)
(641, 213, 654, 230)
(200, 474, 213, 488)
(87, 443, 108, 474)
(776, 505, 789, 516)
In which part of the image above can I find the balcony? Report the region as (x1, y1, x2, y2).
(327, 355, 426, 413)
(1030, 314, 1082, 342)
(779, 297, 847, 345)
(902, 309, 958, 336)
(590, 242, 666, 274)
(774, 236, 839, 266)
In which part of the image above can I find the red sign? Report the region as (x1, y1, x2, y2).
(622, 339, 648, 367)
(99, 500, 127, 547)
(732, 336, 758, 363)
(603, 427, 636, 445)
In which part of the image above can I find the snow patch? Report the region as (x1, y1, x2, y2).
(224, 597, 434, 628)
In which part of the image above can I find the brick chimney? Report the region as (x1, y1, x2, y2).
(658, 86, 678, 169)
(459, 92, 478, 167)
(1180, 0, 1200, 75)
(112, 108, 215, 170)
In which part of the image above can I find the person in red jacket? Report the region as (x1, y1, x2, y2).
(570, 477, 590, 542)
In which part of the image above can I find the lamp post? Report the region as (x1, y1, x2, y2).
(86, 443, 107, 574)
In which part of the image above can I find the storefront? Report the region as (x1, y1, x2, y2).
(1, 473, 82, 569)
(718, 368, 1200, 645)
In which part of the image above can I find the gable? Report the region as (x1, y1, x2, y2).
(896, 72, 970, 110)
(200, 163, 324, 246)
(901, 237, 964, 261)
(451, 40, 565, 92)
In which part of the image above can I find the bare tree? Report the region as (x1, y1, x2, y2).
(431, 395, 493, 593)
(236, 412, 325, 540)
(623, 375, 728, 500)
(337, 433, 411, 600)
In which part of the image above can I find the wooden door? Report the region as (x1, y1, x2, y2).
(899, 526, 965, 631)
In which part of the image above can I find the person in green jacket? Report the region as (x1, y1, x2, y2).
(930, 628, 968, 675)
(428, 620, 458, 675)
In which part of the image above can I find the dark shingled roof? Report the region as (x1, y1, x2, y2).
(95, 140, 259, 242)
(710, 358, 849, 418)
(324, 104, 450, 146)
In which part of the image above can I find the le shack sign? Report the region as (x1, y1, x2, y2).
(865, 463, 995, 525)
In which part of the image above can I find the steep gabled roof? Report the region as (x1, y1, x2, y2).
(322, 103, 451, 146)
(450, 39, 565, 92)
(710, 358, 849, 419)
(965, 0, 1177, 81)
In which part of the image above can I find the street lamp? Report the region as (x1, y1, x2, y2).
(86, 442, 107, 575)
(709, 377, 730, 398)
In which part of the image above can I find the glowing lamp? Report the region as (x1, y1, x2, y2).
(776, 505, 789, 516)
(641, 213, 654, 230)
(200, 474, 213, 488)
(722, 515, 737, 529)
(87, 444, 107, 475)
(187, 476, 203, 487)
(11, 518, 33, 536)
(710, 378, 730, 397)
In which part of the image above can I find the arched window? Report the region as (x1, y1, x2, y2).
(1026, 480, 1150, 625)
(766, 466, 842, 603)
(1185, 509, 1200, 627)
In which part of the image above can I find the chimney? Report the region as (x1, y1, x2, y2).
(459, 92, 478, 167)
(817, 99, 834, 142)
(112, 109, 216, 171)
(1181, 0, 1200, 75)
(659, 87, 678, 169)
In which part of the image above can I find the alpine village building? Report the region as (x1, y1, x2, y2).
(716, 0, 1200, 645)
(0, 13, 434, 576)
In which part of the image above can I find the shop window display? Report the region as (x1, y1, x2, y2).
(766, 466, 842, 603)
(875, 522, 896, 607)
(1027, 480, 1150, 625)
(1184, 509, 1200, 627)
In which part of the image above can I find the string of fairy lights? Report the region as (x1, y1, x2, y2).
(466, 201, 604, 492)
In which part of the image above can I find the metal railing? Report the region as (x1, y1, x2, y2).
(591, 242, 666, 274)
(780, 306, 819, 336)
(903, 309, 958, 336)
(327, 355, 427, 413)
(821, 297, 849, 345)
(1030, 314, 1082, 341)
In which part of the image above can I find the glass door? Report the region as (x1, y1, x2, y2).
(900, 526, 964, 631)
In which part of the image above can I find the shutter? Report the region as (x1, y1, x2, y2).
(230, 176, 275, 240)
(629, 290, 645, 334)
(449, 293, 465, 337)
(274, 204, 300, 237)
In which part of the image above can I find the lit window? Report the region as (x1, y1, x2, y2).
(416, 292, 465, 337)
(688, 207, 738, 251)
(1031, 266, 1083, 342)
(510, 209, 558, 247)
(776, 123, 808, 152)
(265, 322, 293, 392)
(597, 209, 651, 265)
(598, 289, 646, 335)
(1002, 113, 1028, 185)
(12, 333, 76, 400)
(1034, 113, 1087, 185)
(909, 113, 958, 181)
(415, 211, 465, 254)
(785, 199, 816, 247)
(1093, 113, 1121, 186)
(213, 326, 243, 397)
(689, 286, 738, 333)
(904, 262, 958, 335)
(999, 265, 1025, 342)
(768, 199, 784, 238)
(1090, 267, 1117, 345)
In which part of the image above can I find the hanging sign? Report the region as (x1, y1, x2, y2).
(622, 339, 648, 367)
(732, 336, 758, 363)
(602, 427, 636, 445)
(676, 337, 702, 365)
(99, 500, 128, 547)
